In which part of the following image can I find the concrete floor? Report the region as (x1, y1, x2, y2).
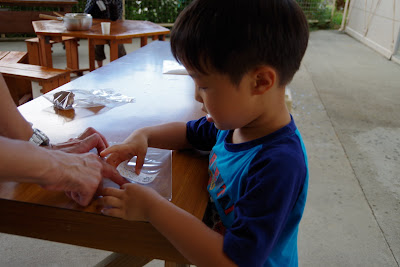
(0, 30, 399, 266)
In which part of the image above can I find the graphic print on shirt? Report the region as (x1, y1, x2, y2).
(208, 150, 235, 223)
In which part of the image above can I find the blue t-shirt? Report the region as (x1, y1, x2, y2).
(186, 116, 309, 267)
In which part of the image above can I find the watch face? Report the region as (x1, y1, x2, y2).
(29, 128, 50, 146)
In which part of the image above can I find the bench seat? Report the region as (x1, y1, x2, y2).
(0, 51, 28, 63)
(0, 51, 70, 105)
(0, 63, 70, 93)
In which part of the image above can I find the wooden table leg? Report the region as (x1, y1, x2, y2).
(94, 253, 152, 267)
(40, 73, 70, 94)
(40, 80, 58, 94)
(38, 35, 53, 67)
(64, 38, 80, 75)
(88, 38, 96, 71)
(109, 40, 119, 62)
(26, 41, 40, 65)
(109, 38, 132, 62)
(140, 36, 148, 47)
(3, 76, 32, 106)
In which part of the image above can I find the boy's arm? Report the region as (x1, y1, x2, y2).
(147, 191, 237, 266)
(101, 184, 237, 267)
(101, 122, 193, 172)
(141, 122, 192, 150)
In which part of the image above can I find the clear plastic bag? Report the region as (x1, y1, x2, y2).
(44, 89, 135, 110)
(103, 147, 172, 201)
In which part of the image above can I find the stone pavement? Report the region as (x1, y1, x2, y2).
(292, 30, 399, 266)
(0, 30, 399, 266)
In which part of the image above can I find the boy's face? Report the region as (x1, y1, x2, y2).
(188, 69, 259, 130)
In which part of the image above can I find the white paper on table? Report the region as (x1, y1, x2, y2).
(117, 162, 159, 184)
(162, 60, 188, 75)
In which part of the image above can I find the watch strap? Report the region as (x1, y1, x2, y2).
(29, 128, 50, 146)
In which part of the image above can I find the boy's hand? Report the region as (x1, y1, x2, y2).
(99, 183, 162, 221)
(100, 131, 148, 174)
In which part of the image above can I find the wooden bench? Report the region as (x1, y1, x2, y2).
(0, 51, 70, 105)
(0, 51, 32, 105)
(0, 0, 77, 34)
(25, 36, 81, 75)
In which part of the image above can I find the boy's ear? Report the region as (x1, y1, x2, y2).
(252, 66, 277, 95)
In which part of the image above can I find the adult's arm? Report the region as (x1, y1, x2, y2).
(0, 136, 126, 206)
(0, 74, 110, 155)
(0, 74, 33, 140)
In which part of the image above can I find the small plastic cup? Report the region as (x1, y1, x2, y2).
(101, 22, 111, 35)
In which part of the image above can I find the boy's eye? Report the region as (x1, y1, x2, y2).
(198, 86, 208, 90)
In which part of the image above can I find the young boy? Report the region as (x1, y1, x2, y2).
(100, 0, 309, 266)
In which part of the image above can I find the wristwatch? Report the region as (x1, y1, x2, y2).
(29, 128, 50, 146)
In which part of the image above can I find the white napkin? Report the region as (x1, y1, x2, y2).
(162, 60, 188, 75)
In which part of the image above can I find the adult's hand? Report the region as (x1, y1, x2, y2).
(46, 151, 127, 206)
(50, 127, 109, 155)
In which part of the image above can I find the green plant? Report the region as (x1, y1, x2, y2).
(72, 0, 87, 12)
(297, 0, 329, 21)
(296, 0, 344, 30)
(331, 9, 343, 29)
(124, 0, 189, 22)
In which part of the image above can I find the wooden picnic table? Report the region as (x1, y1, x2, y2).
(32, 19, 170, 71)
(0, 41, 209, 266)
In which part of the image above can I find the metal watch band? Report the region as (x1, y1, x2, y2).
(29, 128, 50, 146)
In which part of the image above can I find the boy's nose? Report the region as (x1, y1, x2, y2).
(194, 86, 203, 103)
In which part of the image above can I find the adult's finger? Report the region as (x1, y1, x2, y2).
(65, 191, 72, 200)
(81, 133, 107, 154)
(52, 133, 106, 154)
(78, 127, 109, 147)
(71, 191, 91, 207)
(104, 153, 122, 168)
(66, 133, 107, 154)
(101, 162, 127, 186)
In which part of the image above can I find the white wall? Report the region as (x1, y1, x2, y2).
(345, 0, 400, 59)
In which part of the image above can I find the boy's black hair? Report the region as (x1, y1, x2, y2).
(170, 0, 309, 86)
